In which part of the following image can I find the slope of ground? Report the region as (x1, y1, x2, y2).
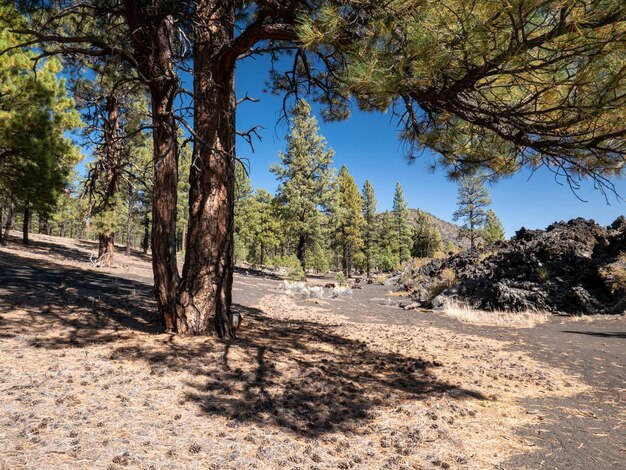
(0, 234, 624, 469)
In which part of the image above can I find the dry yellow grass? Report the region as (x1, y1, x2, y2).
(440, 298, 550, 328)
(0, 237, 588, 469)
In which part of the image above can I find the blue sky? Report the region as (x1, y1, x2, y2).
(235, 56, 625, 238)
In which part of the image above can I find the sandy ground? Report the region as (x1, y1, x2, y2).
(0, 233, 624, 469)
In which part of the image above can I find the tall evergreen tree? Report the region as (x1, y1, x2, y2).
(482, 209, 506, 244)
(412, 210, 443, 258)
(361, 180, 378, 278)
(333, 165, 365, 277)
(376, 212, 400, 271)
(392, 182, 413, 263)
(246, 190, 281, 266)
(0, 10, 81, 245)
(272, 100, 335, 274)
(453, 175, 492, 249)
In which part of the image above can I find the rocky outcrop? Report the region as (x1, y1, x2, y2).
(400, 217, 626, 315)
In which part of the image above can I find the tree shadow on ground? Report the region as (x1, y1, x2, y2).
(561, 330, 626, 339)
(4, 233, 94, 263)
(106, 304, 487, 437)
(0, 248, 486, 438)
(4, 233, 153, 264)
(0, 249, 159, 344)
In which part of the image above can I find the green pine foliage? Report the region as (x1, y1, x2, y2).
(392, 182, 413, 264)
(361, 180, 378, 277)
(0, 6, 82, 228)
(271, 99, 335, 272)
(333, 165, 365, 277)
(376, 211, 400, 272)
(452, 175, 492, 249)
(412, 210, 443, 258)
(482, 209, 506, 244)
(298, 2, 626, 190)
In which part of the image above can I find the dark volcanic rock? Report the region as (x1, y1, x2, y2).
(400, 218, 626, 315)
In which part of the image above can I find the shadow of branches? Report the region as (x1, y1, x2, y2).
(1, 248, 485, 438)
(0, 249, 159, 344)
(110, 305, 486, 437)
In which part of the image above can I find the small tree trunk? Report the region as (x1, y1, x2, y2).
(296, 234, 307, 274)
(342, 242, 349, 277)
(126, 193, 133, 256)
(22, 203, 30, 245)
(366, 242, 371, 278)
(60, 221, 66, 238)
(142, 213, 150, 254)
(38, 213, 48, 235)
(1, 198, 16, 245)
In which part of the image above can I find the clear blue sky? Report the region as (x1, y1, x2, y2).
(235, 56, 625, 238)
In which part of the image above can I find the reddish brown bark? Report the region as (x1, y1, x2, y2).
(119, 1, 181, 330)
(98, 232, 115, 266)
(94, 94, 122, 266)
(175, 0, 236, 337)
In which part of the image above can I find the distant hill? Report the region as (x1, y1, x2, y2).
(380, 208, 473, 251)
(408, 209, 474, 250)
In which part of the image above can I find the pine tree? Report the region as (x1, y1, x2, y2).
(0, 9, 81, 245)
(452, 175, 491, 249)
(361, 180, 378, 278)
(333, 166, 365, 277)
(392, 182, 413, 263)
(249, 190, 281, 266)
(176, 142, 191, 253)
(300, 3, 626, 187)
(271, 100, 335, 274)
(412, 210, 443, 258)
(376, 212, 400, 272)
(482, 209, 506, 244)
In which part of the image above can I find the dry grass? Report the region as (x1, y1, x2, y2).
(0, 236, 587, 469)
(441, 298, 550, 328)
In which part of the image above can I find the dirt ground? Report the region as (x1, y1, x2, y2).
(0, 234, 624, 469)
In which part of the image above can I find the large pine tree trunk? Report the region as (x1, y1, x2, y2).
(22, 203, 30, 245)
(98, 232, 115, 265)
(150, 82, 180, 330)
(175, 0, 236, 337)
(121, 1, 180, 330)
(1, 198, 16, 245)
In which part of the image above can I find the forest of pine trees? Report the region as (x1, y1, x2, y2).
(2, 0, 624, 336)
